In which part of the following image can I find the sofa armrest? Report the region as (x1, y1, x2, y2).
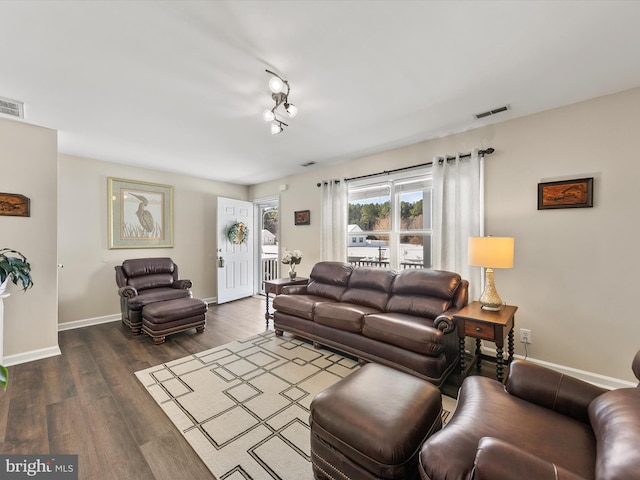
(281, 285, 308, 295)
(473, 437, 585, 480)
(434, 311, 456, 334)
(118, 285, 138, 298)
(174, 279, 192, 290)
(506, 360, 607, 424)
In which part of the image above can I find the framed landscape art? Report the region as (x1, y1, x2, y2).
(295, 210, 310, 225)
(108, 178, 173, 249)
(537, 177, 593, 210)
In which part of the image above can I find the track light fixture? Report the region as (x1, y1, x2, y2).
(263, 69, 298, 134)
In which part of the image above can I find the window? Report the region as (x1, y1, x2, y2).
(347, 170, 432, 270)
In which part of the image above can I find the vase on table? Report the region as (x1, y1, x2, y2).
(288, 265, 296, 280)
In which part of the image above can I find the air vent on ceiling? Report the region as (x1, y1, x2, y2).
(473, 104, 510, 120)
(0, 96, 24, 118)
(300, 161, 317, 167)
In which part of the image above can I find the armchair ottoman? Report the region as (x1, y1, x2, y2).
(310, 363, 443, 480)
(142, 297, 207, 344)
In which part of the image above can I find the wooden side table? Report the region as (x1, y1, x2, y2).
(264, 277, 308, 326)
(454, 301, 518, 383)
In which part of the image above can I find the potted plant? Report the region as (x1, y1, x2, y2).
(282, 249, 302, 280)
(0, 366, 7, 391)
(0, 248, 33, 390)
(0, 248, 34, 293)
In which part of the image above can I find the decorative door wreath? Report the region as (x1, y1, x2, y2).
(228, 222, 249, 244)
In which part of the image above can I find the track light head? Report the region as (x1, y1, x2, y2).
(285, 103, 298, 118)
(268, 76, 284, 93)
(270, 122, 283, 135)
(263, 109, 275, 122)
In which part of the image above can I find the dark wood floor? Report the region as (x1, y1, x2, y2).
(0, 295, 498, 479)
(0, 296, 269, 480)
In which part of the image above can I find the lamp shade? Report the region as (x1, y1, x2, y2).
(468, 237, 514, 268)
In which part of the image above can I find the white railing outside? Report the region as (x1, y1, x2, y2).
(260, 256, 279, 292)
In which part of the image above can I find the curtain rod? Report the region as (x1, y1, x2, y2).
(316, 147, 494, 186)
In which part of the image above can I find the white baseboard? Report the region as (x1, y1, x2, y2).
(58, 313, 121, 331)
(3, 345, 62, 367)
(480, 346, 636, 390)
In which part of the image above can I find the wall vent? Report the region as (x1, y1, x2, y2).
(300, 161, 317, 167)
(473, 104, 510, 120)
(0, 96, 24, 118)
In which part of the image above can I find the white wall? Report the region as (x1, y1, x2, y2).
(0, 118, 58, 361)
(57, 154, 249, 325)
(251, 86, 640, 383)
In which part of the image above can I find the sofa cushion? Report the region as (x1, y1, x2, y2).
(273, 294, 336, 321)
(128, 287, 191, 310)
(386, 269, 462, 318)
(314, 302, 381, 333)
(341, 267, 395, 311)
(122, 257, 176, 277)
(306, 261, 353, 301)
(362, 312, 444, 356)
(589, 387, 640, 480)
(127, 273, 176, 291)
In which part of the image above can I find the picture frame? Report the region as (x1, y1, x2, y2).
(108, 178, 173, 249)
(538, 177, 594, 210)
(294, 209, 310, 225)
(0, 192, 30, 217)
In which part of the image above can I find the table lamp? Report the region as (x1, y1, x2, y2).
(468, 236, 514, 311)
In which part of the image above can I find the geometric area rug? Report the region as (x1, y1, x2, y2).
(135, 331, 453, 480)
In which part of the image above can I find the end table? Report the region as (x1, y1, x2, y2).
(453, 301, 518, 383)
(264, 277, 308, 326)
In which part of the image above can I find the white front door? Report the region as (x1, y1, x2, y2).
(217, 196, 254, 304)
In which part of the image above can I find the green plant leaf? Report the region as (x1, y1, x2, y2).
(0, 365, 7, 391)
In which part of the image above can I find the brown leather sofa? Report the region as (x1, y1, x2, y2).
(419, 351, 640, 480)
(273, 261, 468, 386)
(115, 257, 193, 334)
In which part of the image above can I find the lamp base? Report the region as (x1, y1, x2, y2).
(478, 268, 505, 311)
(480, 303, 503, 312)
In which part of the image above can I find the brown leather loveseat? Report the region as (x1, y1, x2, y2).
(419, 351, 640, 480)
(273, 261, 468, 386)
(115, 257, 193, 334)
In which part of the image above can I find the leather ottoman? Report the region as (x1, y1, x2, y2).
(141, 297, 207, 344)
(310, 363, 442, 480)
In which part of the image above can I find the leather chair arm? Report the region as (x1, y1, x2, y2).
(506, 360, 607, 424)
(434, 311, 456, 333)
(281, 285, 308, 295)
(118, 285, 138, 298)
(174, 279, 192, 289)
(472, 437, 585, 480)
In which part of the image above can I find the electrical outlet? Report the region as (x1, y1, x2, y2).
(520, 328, 532, 344)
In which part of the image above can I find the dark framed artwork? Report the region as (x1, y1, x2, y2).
(295, 210, 310, 225)
(0, 193, 30, 217)
(108, 178, 174, 249)
(538, 177, 594, 210)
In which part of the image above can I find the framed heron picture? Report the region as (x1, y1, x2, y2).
(108, 178, 174, 249)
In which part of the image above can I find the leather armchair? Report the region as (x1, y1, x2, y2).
(419, 351, 640, 480)
(115, 257, 192, 334)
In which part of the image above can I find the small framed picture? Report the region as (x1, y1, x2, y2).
(295, 210, 310, 225)
(538, 177, 593, 210)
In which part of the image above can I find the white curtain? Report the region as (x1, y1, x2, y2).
(432, 149, 484, 302)
(320, 180, 347, 261)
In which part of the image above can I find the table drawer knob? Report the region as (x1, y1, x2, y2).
(476, 327, 481, 332)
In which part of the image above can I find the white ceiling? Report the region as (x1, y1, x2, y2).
(2, 1, 640, 185)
